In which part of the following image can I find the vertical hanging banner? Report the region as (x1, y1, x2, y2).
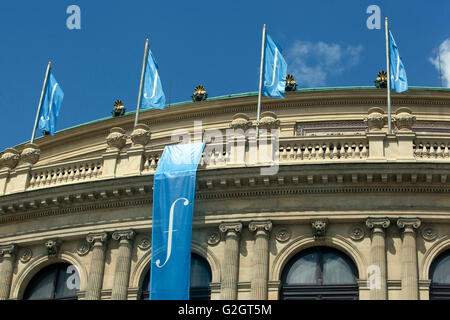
(150, 142, 205, 300)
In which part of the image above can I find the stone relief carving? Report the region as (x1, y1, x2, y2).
(19, 248, 32, 263)
(349, 226, 365, 241)
(76, 241, 91, 256)
(206, 231, 221, 246)
(421, 226, 438, 242)
(137, 237, 151, 250)
(274, 227, 291, 243)
(311, 218, 328, 240)
(45, 239, 61, 257)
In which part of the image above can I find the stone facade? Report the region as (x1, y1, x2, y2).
(0, 87, 450, 300)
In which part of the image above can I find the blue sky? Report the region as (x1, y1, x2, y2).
(0, 0, 449, 151)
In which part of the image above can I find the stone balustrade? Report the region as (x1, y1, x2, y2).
(2, 118, 450, 195)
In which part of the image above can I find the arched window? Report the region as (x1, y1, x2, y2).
(280, 246, 359, 300)
(429, 250, 450, 300)
(23, 263, 80, 300)
(140, 253, 212, 300)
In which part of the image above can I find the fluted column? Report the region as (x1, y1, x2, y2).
(219, 222, 242, 300)
(366, 217, 390, 300)
(111, 230, 135, 300)
(249, 221, 272, 300)
(85, 232, 108, 300)
(0, 244, 16, 300)
(397, 218, 421, 300)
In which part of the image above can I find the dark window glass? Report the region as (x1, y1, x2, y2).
(429, 250, 450, 300)
(280, 247, 359, 300)
(23, 263, 79, 300)
(140, 253, 212, 300)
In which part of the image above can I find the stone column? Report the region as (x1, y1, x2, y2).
(111, 230, 135, 300)
(0, 244, 16, 300)
(249, 221, 272, 300)
(397, 218, 421, 300)
(366, 217, 390, 300)
(219, 222, 242, 300)
(85, 232, 109, 300)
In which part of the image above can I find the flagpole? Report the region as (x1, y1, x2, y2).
(256, 24, 267, 139)
(385, 17, 392, 134)
(135, 38, 149, 127)
(31, 61, 51, 144)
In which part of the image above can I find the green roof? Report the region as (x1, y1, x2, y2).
(35, 86, 450, 142)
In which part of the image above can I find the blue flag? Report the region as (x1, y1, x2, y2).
(150, 142, 205, 300)
(389, 30, 408, 93)
(263, 34, 287, 98)
(142, 47, 166, 109)
(38, 73, 64, 135)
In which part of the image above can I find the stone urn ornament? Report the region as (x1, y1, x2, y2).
(106, 127, 127, 150)
(130, 123, 151, 146)
(393, 107, 416, 131)
(364, 107, 388, 131)
(20, 143, 41, 165)
(0, 148, 20, 170)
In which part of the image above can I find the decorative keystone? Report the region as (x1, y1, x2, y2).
(106, 127, 127, 150)
(45, 239, 61, 257)
(393, 108, 416, 131)
(311, 218, 328, 240)
(364, 107, 387, 131)
(0, 148, 20, 170)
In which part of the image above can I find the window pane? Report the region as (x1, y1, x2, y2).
(284, 251, 319, 284)
(23, 266, 57, 300)
(190, 254, 212, 288)
(54, 264, 79, 299)
(431, 252, 450, 284)
(322, 252, 356, 284)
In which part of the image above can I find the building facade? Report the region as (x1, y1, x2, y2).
(0, 87, 450, 300)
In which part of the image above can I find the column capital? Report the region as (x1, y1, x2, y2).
(112, 230, 136, 243)
(366, 217, 390, 234)
(86, 232, 109, 246)
(0, 244, 16, 257)
(219, 222, 242, 235)
(249, 221, 272, 233)
(397, 218, 421, 234)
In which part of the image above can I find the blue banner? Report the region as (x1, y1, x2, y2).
(38, 73, 64, 135)
(389, 30, 408, 93)
(142, 45, 166, 109)
(263, 34, 287, 98)
(150, 142, 205, 300)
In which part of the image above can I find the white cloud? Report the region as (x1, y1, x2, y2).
(286, 41, 363, 87)
(430, 39, 450, 88)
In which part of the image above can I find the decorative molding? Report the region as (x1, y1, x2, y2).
(137, 237, 151, 250)
(274, 227, 291, 243)
(311, 218, 328, 240)
(349, 226, 365, 241)
(19, 248, 32, 263)
(206, 231, 221, 246)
